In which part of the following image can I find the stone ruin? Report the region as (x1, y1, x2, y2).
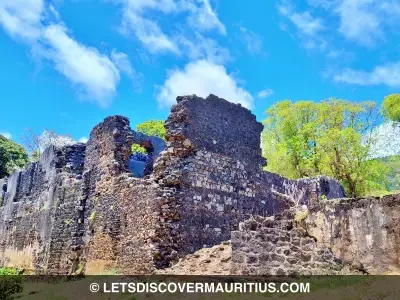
(0, 94, 399, 275)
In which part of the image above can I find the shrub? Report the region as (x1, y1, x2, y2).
(382, 94, 400, 122)
(131, 144, 147, 154)
(0, 267, 23, 300)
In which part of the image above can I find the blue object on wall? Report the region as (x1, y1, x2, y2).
(129, 158, 147, 178)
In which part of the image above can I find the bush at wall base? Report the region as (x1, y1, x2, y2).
(0, 267, 23, 300)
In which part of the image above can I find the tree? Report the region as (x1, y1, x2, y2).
(382, 94, 400, 122)
(136, 120, 166, 140)
(0, 136, 29, 178)
(262, 99, 390, 197)
(21, 129, 76, 161)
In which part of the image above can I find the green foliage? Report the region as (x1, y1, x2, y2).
(131, 143, 147, 154)
(382, 94, 400, 122)
(0, 136, 29, 178)
(136, 120, 166, 140)
(76, 263, 84, 275)
(0, 267, 23, 300)
(262, 99, 390, 197)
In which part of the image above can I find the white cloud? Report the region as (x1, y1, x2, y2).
(41, 25, 120, 106)
(121, 10, 179, 54)
(176, 33, 231, 64)
(111, 50, 134, 76)
(257, 89, 274, 99)
(117, 0, 226, 54)
(368, 121, 400, 158)
(311, 0, 400, 47)
(156, 60, 253, 109)
(334, 61, 400, 88)
(278, 2, 324, 36)
(278, 1, 328, 52)
(335, 0, 382, 46)
(0, 1, 127, 107)
(239, 26, 264, 55)
(48, 4, 60, 21)
(0, 0, 44, 42)
(0, 132, 12, 139)
(187, 0, 226, 35)
(78, 137, 88, 143)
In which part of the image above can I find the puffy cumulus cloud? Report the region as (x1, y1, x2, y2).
(334, 61, 400, 88)
(156, 60, 253, 109)
(0, 132, 12, 139)
(41, 25, 120, 106)
(0, 1, 138, 107)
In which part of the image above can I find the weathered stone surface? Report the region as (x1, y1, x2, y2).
(305, 194, 400, 274)
(231, 213, 361, 275)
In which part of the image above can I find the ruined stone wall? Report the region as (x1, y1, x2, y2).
(0, 144, 86, 273)
(151, 94, 344, 268)
(305, 194, 400, 274)
(0, 93, 367, 276)
(230, 212, 358, 275)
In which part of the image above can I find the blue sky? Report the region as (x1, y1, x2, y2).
(0, 0, 399, 144)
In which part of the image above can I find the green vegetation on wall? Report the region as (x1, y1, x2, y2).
(131, 143, 147, 154)
(262, 99, 390, 197)
(0, 136, 29, 178)
(136, 120, 166, 140)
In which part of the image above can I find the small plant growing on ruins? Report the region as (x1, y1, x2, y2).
(89, 211, 96, 223)
(321, 195, 327, 201)
(76, 263, 84, 275)
(64, 219, 72, 226)
(131, 143, 147, 154)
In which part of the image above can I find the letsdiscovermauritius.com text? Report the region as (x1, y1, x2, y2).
(90, 281, 310, 294)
